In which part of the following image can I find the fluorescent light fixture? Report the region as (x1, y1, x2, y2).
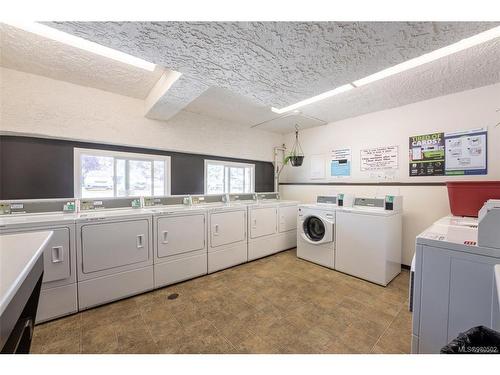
(353, 26, 500, 87)
(271, 84, 354, 114)
(3, 21, 156, 71)
(272, 26, 500, 114)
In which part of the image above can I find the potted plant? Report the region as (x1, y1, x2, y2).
(284, 125, 304, 167)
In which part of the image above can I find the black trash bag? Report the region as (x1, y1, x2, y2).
(441, 326, 500, 354)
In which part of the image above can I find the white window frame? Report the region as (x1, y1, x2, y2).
(204, 159, 255, 195)
(74, 148, 171, 198)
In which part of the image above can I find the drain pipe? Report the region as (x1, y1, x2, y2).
(273, 144, 287, 192)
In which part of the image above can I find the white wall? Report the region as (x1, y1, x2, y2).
(280, 83, 500, 265)
(0, 67, 282, 162)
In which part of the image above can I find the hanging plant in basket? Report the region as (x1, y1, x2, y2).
(284, 125, 305, 167)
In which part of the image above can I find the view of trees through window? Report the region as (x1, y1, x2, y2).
(78, 151, 168, 198)
(206, 161, 254, 194)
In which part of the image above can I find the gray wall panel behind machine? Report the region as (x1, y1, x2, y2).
(0, 136, 275, 199)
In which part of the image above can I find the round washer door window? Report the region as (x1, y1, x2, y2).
(303, 216, 325, 242)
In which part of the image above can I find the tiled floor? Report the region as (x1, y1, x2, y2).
(31, 249, 412, 354)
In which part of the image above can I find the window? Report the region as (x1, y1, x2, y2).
(204, 160, 255, 194)
(74, 148, 170, 198)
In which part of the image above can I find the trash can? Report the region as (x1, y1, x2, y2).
(440, 326, 500, 354)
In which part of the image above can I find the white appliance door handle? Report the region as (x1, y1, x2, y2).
(252, 218, 257, 229)
(214, 224, 219, 236)
(137, 234, 144, 248)
(51, 246, 63, 263)
(162, 230, 169, 244)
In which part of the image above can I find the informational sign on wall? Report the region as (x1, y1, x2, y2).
(445, 128, 487, 175)
(309, 154, 326, 179)
(330, 148, 351, 177)
(409, 132, 445, 177)
(360, 146, 398, 171)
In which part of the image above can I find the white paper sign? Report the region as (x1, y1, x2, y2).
(360, 146, 399, 171)
(309, 154, 326, 179)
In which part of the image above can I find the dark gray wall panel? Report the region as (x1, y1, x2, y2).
(0, 136, 275, 199)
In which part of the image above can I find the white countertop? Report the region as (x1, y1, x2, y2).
(0, 231, 53, 316)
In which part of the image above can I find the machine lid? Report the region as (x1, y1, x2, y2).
(417, 220, 500, 258)
(303, 216, 326, 242)
(76, 208, 152, 221)
(0, 212, 78, 227)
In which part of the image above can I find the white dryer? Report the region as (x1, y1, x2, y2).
(76, 197, 153, 310)
(297, 196, 339, 268)
(144, 195, 208, 288)
(0, 199, 78, 323)
(335, 196, 402, 286)
(255, 192, 298, 257)
(192, 194, 248, 273)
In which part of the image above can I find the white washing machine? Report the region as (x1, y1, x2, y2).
(76, 197, 153, 310)
(412, 203, 500, 353)
(297, 196, 339, 268)
(335, 195, 403, 286)
(192, 194, 248, 273)
(144, 195, 208, 288)
(0, 199, 78, 323)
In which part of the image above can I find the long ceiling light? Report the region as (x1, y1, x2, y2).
(271, 84, 354, 114)
(272, 25, 500, 114)
(353, 25, 500, 87)
(3, 21, 156, 71)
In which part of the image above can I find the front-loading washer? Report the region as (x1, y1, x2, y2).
(296, 196, 340, 269)
(0, 198, 78, 323)
(76, 197, 154, 310)
(144, 195, 208, 288)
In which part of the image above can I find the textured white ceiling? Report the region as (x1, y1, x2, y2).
(252, 113, 327, 133)
(296, 37, 500, 127)
(4, 22, 500, 134)
(0, 24, 164, 99)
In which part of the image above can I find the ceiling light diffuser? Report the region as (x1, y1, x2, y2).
(271, 84, 354, 114)
(353, 25, 500, 87)
(3, 21, 156, 71)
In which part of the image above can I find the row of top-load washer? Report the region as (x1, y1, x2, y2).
(297, 193, 403, 286)
(0, 192, 298, 323)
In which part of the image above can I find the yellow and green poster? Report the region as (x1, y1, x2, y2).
(409, 132, 445, 176)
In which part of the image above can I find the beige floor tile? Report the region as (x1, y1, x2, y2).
(35, 335, 81, 354)
(155, 319, 235, 354)
(33, 313, 81, 343)
(81, 324, 119, 354)
(234, 333, 281, 354)
(32, 248, 413, 354)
